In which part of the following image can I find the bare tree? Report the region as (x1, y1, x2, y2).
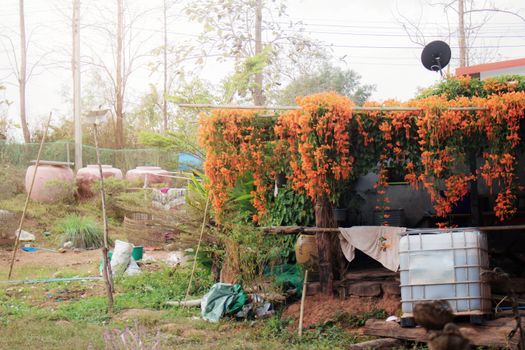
(0, 1, 56, 143)
(162, 0, 169, 131)
(83, 0, 154, 148)
(397, 0, 525, 68)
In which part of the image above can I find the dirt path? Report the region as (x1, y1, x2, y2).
(0, 248, 175, 280)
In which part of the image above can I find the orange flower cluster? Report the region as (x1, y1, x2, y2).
(275, 92, 355, 202)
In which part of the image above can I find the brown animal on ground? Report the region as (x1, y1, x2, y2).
(428, 323, 470, 350)
(413, 300, 454, 331)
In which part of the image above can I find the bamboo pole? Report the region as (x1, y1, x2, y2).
(93, 123, 114, 313)
(184, 195, 210, 303)
(262, 224, 525, 235)
(8, 111, 53, 279)
(178, 103, 300, 110)
(298, 269, 309, 337)
(177, 103, 487, 112)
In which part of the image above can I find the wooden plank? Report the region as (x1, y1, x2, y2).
(344, 268, 398, 282)
(262, 225, 525, 236)
(177, 103, 487, 112)
(363, 318, 520, 349)
(262, 226, 339, 235)
(348, 338, 403, 349)
(30, 160, 74, 166)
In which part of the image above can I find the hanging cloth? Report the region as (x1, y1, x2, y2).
(338, 226, 407, 272)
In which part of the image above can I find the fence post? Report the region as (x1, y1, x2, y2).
(66, 142, 70, 167)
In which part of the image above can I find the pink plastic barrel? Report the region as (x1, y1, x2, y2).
(25, 164, 75, 202)
(125, 166, 171, 186)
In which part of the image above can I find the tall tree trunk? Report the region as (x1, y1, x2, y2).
(162, 0, 168, 132)
(315, 195, 336, 295)
(253, 0, 264, 105)
(19, 0, 30, 143)
(115, 0, 124, 148)
(469, 151, 480, 226)
(458, 0, 467, 68)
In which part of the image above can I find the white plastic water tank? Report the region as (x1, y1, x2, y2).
(399, 229, 491, 320)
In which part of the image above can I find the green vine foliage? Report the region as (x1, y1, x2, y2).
(417, 74, 525, 99)
(265, 187, 315, 227)
(260, 187, 315, 263)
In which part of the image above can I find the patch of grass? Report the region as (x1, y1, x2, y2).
(332, 308, 388, 328)
(54, 296, 111, 323)
(0, 194, 72, 231)
(0, 166, 25, 200)
(0, 317, 106, 349)
(259, 314, 359, 349)
(0, 265, 95, 280)
(0, 192, 128, 246)
(116, 266, 213, 310)
(55, 214, 104, 249)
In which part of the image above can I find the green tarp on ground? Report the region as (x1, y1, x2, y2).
(201, 283, 248, 322)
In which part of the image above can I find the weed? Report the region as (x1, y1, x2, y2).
(100, 323, 161, 350)
(55, 214, 104, 249)
(116, 266, 213, 310)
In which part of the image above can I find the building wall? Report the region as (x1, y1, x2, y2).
(480, 66, 525, 79)
(353, 149, 525, 228)
(354, 172, 434, 227)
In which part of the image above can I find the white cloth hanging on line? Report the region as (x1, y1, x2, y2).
(338, 226, 407, 272)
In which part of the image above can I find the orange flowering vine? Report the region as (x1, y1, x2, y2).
(199, 79, 525, 225)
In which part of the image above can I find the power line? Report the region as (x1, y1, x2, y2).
(285, 29, 525, 39)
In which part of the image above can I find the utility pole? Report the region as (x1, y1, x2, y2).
(162, 0, 168, 132)
(19, 0, 30, 143)
(253, 0, 264, 106)
(72, 0, 82, 171)
(458, 0, 467, 67)
(115, 0, 124, 148)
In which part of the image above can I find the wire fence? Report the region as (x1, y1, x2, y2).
(0, 141, 180, 172)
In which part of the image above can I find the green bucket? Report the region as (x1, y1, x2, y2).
(132, 246, 143, 261)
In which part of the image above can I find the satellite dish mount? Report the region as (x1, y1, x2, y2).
(421, 40, 451, 78)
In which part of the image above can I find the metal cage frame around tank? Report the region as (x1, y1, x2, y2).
(399, 228, 492, 318)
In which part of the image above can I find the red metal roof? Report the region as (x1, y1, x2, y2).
(455, 57, 525, 76)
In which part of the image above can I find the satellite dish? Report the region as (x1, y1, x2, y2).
(421, 40, 451, 76)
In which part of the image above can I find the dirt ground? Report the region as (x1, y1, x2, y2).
(0, 248, 176, 280)
(283, 294, 401, 328)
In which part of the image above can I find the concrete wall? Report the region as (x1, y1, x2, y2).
(480, 66, 525, 79)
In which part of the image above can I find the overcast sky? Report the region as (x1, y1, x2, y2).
(1, 0, 524, 140)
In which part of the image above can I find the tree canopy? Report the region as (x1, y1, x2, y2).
(276, 63, 375, 106)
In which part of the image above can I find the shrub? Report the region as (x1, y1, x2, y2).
(0, 166, 25, 200)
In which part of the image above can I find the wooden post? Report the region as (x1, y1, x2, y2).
(93, 123, 114, 313)
(298, 269, 308, 337)
(469, 151, 481, 226)
(7, 112, 53, 279)
(315, 195, 336, 295)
